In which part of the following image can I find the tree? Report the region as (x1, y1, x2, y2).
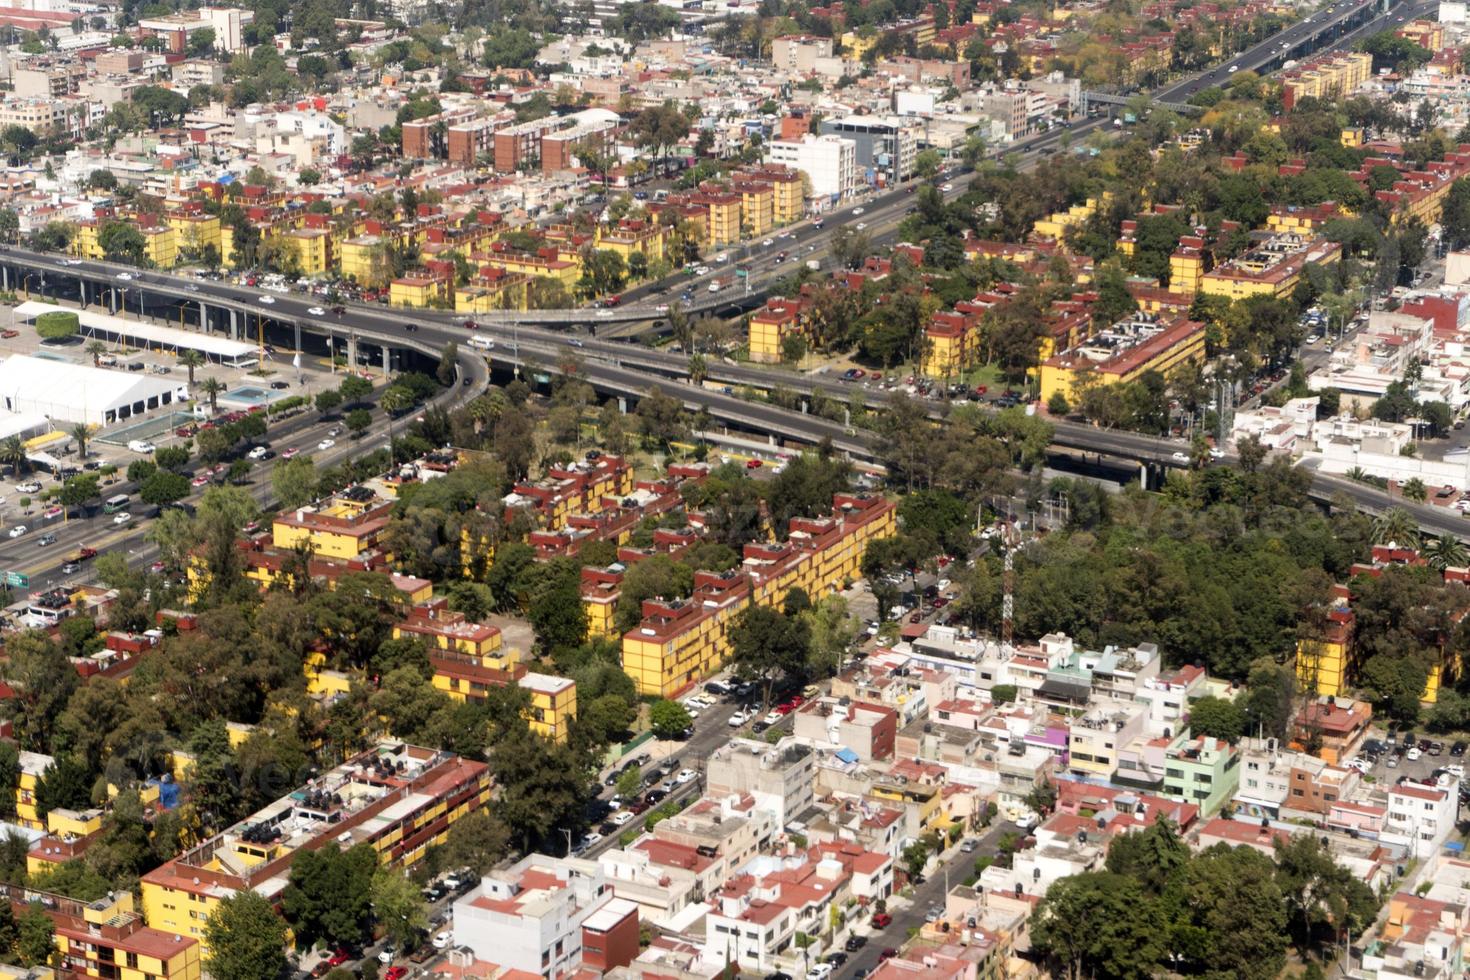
(490, 726, 591, 853)
(1423, 534, 1469, 571)
(339, 375, 373, 404)
(139, 470, 190, 507)
(35, 310, 78, 340)
(35, 755, 91, 821)
(439, 809, 512, 876)
(437, 342, 459, 387)
(729, 605, 810, 707)
(371, 868, 428, 949)
(16, 903, 52, 967)
(1, 631, 78, 751)
(272, 457, 318, 509)
(315, 389, 342, 421)
(649, 699, 693, 739)
(281, 843, 376, 949)
(1372, 507, 1420, 548)
(616, 764, 643, 799)
(1031, 872, 1165, 980)
(198, 377, 225, 414)
(179, 350, 205, 385)
(1187, 695, 1245, 743)
(205, 890, 289, 980)
(345, 408, 372, 438)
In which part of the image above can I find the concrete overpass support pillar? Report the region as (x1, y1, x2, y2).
(1139, 462, 1149, 490)
(78, 280, 84, 307)
(198, 301, 206, 332)
(347, 335, 358, 373)
(229, 309, 239, 340)
(769, 433, 777, 446)
(617, 396, 627, 414)
(382, 346, 391, 377)
(1, 266, 8, 292)
(800, 399, 809, 414)
(293, 322, 301, 362)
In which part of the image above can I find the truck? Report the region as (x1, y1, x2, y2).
(806, 259, 821, 271)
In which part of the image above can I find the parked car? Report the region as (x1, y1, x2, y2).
(845, 935, 868, 952)
(871, 913, 892, 928)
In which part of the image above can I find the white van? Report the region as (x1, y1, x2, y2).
(467, 335, 495, 351)
(126, 440, 156, 454)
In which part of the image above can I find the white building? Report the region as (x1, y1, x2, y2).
(1383, 781, 1457, 859)
(0, 354, 188, 427)
(706, 738, 815, 827)
(452, 854, 638, 978)
(765, 134, 856, 203)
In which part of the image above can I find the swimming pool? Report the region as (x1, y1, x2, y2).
(225, 385, 271, 406)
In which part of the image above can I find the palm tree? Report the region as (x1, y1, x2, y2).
(179, 350, 204, 385)
(84, 340, 106, 367)
(1372, 507, 1420, 549)
(1402, 477, 1428, 502)
(0, 435, 23, 477)
(199, 377, 224, 414)
(69, 423, 89, 460)
(1346, 466, 1367, 482)
(1423, 534, 1470, 571)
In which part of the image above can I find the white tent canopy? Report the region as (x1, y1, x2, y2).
(14, 301, 258, 364)
(0, 355, 189, 427)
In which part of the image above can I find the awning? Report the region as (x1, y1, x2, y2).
(835, 748, 860, 764)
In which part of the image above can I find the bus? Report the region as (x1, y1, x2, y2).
(467, 335, 495, 351)
(104, 494, 130, 513)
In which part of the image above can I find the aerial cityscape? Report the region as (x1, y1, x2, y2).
(0, 0, 1463, 975)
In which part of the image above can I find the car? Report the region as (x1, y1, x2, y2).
(1453, 741, 1467, 757)
(378, 946, 397, 964)
(643, 788, 667, 806)
(728, 709, 751, 727)
(1408, 746, 1422, 761)
(596, 310, 614, 318)
(112, 512, 132, 526)
(766, 973, 793, 980)
(1209, 447, 1225, 460)
(583, 830, 604, 845)
(675, 768, 697, 784)
(1448, 765, 1466, 779)
(1387, 753, 1400, 768)
(1171, 451, 1190, 463)
(432, 932, 451, 950)
(385, 969, 408, 980)
(845, 935, 869, 952)
(823, 952, 848, 966)
(14, 482, 39, 494)
(1346, 757, 1371, 773)
(961, 837, 978, 853)
(1228, 65, 1239, 72)
(655, 304, 669, 313)
(925, 905, 942, 922)
(258, 295, 275, 304)
(7, 525, 25, 538)
(1430, 741, 1445, 756)
(940, 182, 953, 191)
(855, 222, 867, 231)
(326, 949, 352, 967)
(610, 810, 634, 827)
(115, 272, 133, 281)
(191, 473, 210, 487)
(247, 445, 271, 460)
(745, 458, 763, 469)
(281, 447, 301, 460)
(307, 307, 325, 316)
(318, 438, 336, 450)
(752, 720, 769, 734)
(806, 964, 834, 980)
(871, 913, 892, 928)
(764, 710, 783, 725)
(852, 207, 865, 216)
(879, 949, 898, 960)
(60, 561, 81, 574)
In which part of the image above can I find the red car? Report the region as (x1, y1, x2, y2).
(785, 695, 805, 708)
(326, 949, 351, 967)
(775, 703, 794, 716)
(385, 969, 408, 980)
(462, 319, 478, 329)
(745, 458, 763, 469)
(880, 948, 898, 960)
(871, 913, 892, 929)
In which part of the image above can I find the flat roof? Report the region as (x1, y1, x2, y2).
(15, 301, 257, 359)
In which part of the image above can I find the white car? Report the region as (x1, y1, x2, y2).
(655, 304, 669, 313)
(247, 446, 270, 459)
(318, 438, 336, 450)
(764, 710, 782, 725)
(112, 512, 132, 526)
(115, 272, 133, 281)
(715, 252, 729, 263)
(1209, 447, 1225, 460)
(1171, 451, 1190, 463)
(377, 946, 396, 965)
(855, 222, 867, 231)
(582, 831, 603, 845)
(807, 965, 834, 980)
(610, 810, 635, 827)
(432, 932, 451, 950)
(1228, 65, 1239, 73)
(1447, 765, 1465, 778)
(1408, 746, 1422, 761)
(762, 238, 774, 246)
(14, 482, 40, 494)
(941, 182, 953, 191)
(852, 207, 865, 215)
(307, 306, 325, 316)
(728, 709, 750, 727)
(1345, 757, 1371, 773)
(675, 768, 698, 784)
(6, 525, 24, 538)
(258, 295, 275, 304)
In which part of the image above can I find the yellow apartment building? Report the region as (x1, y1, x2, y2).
(1199, 234, 1342, 301)
(271, 494, 394, 561)
(699, 193, 742, 246)
(1295, 625, 1353, 699)
(921, 310, 980, 378)
(16, 750, 52, 830)
(428, 651, 577, 743)
(0, 886, 202, 980)
(734, 181, 775, 238)
(303, 649, 353, 698)
(841, 31, 877, 58)
(1039, 313, 1207, 406)
(622, 494, 897, 696)
(1032, 196, 1104, 246)
(282, 227, 332, 276)
(394, 601, 514, 668)
(340, 234, 390, 285)
(1282, 51, 1372, 109)
(581, 566, 623, 638)
(748, 297, 808, 364)
(455, 273, 529, 312)
(520, 672, 578, 742)
(598, 220, 667, 265)
(140, 223, 179, 268)
(141, 743, 491, 955)
(1169, 248, 1206, 295)
(390, 274, 451, 308)
(482, 253, 580, 290)
(169, 212, 221, 260)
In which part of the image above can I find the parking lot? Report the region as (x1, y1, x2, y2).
(1352, 732, 1470, 806)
